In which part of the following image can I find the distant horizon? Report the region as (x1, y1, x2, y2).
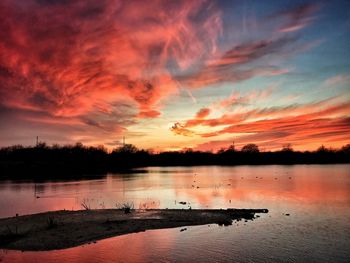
(1, 139, 349, 153)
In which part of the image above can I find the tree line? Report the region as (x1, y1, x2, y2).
(0, 142, 349, 178)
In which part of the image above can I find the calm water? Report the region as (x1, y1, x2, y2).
(0, 165, 349, 262)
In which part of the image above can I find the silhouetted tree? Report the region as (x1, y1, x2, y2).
(217, 148, 226, 154)
(340, 144, 350, 153)
(75, 142, 84, 149)
(182, 148, 194, 153)
(96, 145, 108, 153)
(241, 144, 259, 153)
(226, 142, 236, 153)
(217, 142, 235, 154)
(113, 144, 138, 154)
(36, 142, 48, 149)
(0, 141, 349, 178)
(281, 143, 293, 152)
(8, 145, 23, 151)
(316, 145, 329, 153)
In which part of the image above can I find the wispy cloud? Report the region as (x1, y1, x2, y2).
(212, 84, 277, 109)
(172, 93, 350, 149)
(273, 3, 319, 33)
(0, 0, 221, 119)
(177, 37, 294, 88)
(324, 74, 350, 87)
(1, 0, 336, 150)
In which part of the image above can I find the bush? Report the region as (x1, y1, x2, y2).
(116, 202, 134, 214)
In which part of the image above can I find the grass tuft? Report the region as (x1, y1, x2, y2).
(46, 216, 58, 229)
(116, 202, 134, 214)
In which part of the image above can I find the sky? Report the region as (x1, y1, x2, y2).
(0, 0, 349, 152)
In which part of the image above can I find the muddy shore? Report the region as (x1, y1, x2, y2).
(0, 208, 268, 251)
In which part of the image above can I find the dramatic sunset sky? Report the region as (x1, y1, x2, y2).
(0, 0, 349, 151)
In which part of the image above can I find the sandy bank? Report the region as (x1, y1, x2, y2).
(0, 208, 268, 251)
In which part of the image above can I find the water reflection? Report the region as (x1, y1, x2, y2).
(0, 165, 349, 218)
(0, 165, 349, 262)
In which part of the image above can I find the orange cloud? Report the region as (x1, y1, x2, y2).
(0, 1, 329, 150)
(172, 95, 350, 151)
(0, 0, 221, 118)
(170, 122, 196, 137)
(195, 108, 211, 119)
(0, 1, 319, 119)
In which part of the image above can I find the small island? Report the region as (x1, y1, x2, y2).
(0, 208, 268, 251)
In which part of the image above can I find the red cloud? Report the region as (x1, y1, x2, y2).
(0, 0, 318, 120)
(196, 117, 350, 152)
(0, 0, 221, 119)
(196, 108, 211, 119)
(0, 1, 326, 149)
(138, 110, 161, 119)
(172, 95, 350, 150)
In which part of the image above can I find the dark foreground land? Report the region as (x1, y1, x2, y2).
(0, 143, 349, 178)
(0, 208, 268, 251)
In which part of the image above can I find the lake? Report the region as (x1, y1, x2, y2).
(0, 165, 349, 262)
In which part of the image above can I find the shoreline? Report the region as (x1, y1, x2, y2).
(0, 208, 268, 251)
(1, 163, 349, 180)
(1, 145, 349, 179)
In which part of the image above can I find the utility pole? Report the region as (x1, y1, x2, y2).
(36, 136, 39, 146)
(123, 136, 125, 146)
